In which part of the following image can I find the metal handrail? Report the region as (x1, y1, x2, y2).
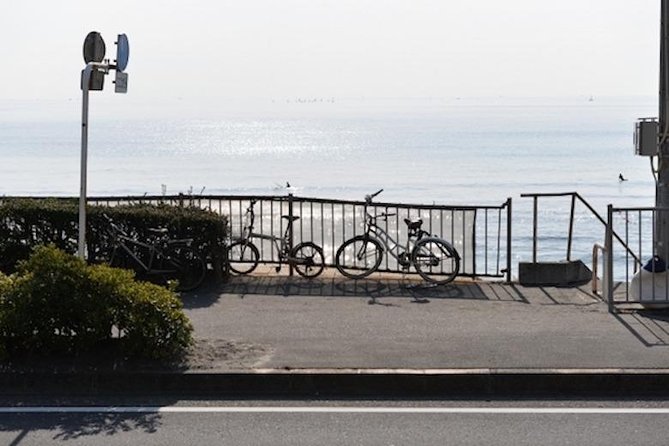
(591, 243, 607, 296)
(521, 192, 641, 267)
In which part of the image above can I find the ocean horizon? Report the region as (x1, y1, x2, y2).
(0, 95, 659, 274)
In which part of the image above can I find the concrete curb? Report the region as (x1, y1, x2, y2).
(3, 369, 669, 398)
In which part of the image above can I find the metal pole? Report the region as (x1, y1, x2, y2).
(657, 0, 669, 257)
(606, 205, 614, 313)
(567, 193, 576, 261)
(532, 196, 538, 263)
(288, 193, 294, 277)
(506, 197, 512, 283)
(78, 64, 93, 259)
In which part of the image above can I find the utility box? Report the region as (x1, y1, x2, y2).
(80, 69, 105, 91)
(634, 118, 659, 156)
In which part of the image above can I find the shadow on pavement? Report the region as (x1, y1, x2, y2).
(181, 274, 536, 307)
(0, 412, 162, 445)
(222, 275, 488, 301)
(613, 310, 669, 347)
(182, 276, 613, 310)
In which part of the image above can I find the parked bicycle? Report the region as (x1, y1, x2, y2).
(102, 214, 207, 291)
(335, 189, 460, 284)
(226, 199, 325, 278)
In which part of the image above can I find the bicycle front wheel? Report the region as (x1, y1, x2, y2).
(411, 237, 460, 284)
(291, 242, 324, 278)
(227, 241, 260, 275)
(164, 245, 207, 291)
(335, 236, 383, 279)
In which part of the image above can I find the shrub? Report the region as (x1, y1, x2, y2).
(0, 245, 193, 361)
(0, 198, 79, 272)
(0, 198, 227, 275)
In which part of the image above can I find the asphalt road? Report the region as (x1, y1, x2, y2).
(1, 400, 668, 445)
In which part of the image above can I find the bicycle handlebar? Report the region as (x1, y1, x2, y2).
(365, 189, 384, 204)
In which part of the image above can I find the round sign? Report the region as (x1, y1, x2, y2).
(116, 34, 129, 71)
(83, 31, 106, 63)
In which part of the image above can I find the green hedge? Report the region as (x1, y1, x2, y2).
(0, 198, 227, 274)
(0, 245, 193, 360)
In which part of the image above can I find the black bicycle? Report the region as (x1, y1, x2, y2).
(227, 199, 325, 278)
(102, 214, 207, 291)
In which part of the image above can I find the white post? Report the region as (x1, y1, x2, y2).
(78, 63, 94, 259)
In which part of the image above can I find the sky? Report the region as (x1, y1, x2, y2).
(0, 0, 661, 107)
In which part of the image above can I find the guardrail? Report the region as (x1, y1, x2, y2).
(0, 194, 511, 281)
(521, 192, 638, 266)
(606, 206, 668, 309)
(86, 193, 512, 281)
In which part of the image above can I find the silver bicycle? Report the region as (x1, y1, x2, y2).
(335, 189, 460, 284)
(226, 199, 325, 278)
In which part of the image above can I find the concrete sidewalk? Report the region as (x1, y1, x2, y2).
(4, 274, 669, 398)
(182, 275, 669, 371)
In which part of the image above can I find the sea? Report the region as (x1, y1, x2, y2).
(0, 95, 658, 278)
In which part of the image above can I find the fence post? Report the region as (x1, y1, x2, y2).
(506, 197, 512, 283)
(606, 204, 614, 313)
(532, 196, 538, 263)
(288, 193, 294, 277)
(567, 193, 576, 261)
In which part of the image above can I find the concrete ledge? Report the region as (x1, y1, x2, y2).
(3, 369, 669, 398)
(518, 260, 592, 287)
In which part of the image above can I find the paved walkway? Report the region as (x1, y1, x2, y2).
(4, 274, 669, 397)
(181, 274, 669, 371)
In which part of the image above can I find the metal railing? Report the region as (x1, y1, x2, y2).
(606, 206, 669, 309)
(1, 193, 511, 280)
(83, 193, 512, 281)
(521, 192, 638, 266)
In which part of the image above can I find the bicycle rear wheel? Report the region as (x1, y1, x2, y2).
(335, 236, 383, 279)
(411, 238, 460, 284)
(163, 245, 207, 291)
(227, 241, 260, 275)
(291, 242, 324, 278)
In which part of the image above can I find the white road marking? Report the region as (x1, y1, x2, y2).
(0, 407, 668, 414)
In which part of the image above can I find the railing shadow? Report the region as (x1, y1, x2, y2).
(499, 283, 603, 306)
(182, 276, 615, 309)
(613, 310, 669, 347)
(189, 274, 530, 305)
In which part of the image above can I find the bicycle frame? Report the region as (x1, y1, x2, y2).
(109, 230, 184, 275)
(234, 202, 297, 263)
(246, 231, 291, 260)
(365, 221, 410, 262)
(362, 207, 426, 264)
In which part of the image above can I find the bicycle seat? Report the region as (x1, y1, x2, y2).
(404, 218, 423, 230)
(148, 227, 169, 234)
(281, 215, 300, 222)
